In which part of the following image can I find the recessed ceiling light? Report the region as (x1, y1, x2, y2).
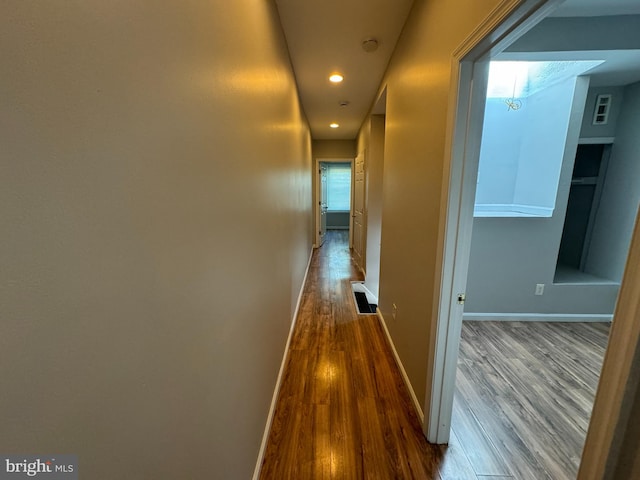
(329, 123, 339, 128)
(329, 74, 344, 83)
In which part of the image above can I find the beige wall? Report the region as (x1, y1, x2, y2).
(312, 139, 357, 159)
(370, 0, 503, 409)
(0, 1, 312, 478)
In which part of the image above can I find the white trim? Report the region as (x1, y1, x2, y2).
(429, 0, 564, 444)
(474, 203, 554, 217)
(579, 136, 615, 145)
(463, 312, 613, 322)
(376, 309, 424, 422)
(252, 247, 314, 480)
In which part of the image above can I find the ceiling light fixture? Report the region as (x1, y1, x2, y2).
(329, 123, 339, 128)
(339, 100, 350, 107)
(329, 73, 344, 83)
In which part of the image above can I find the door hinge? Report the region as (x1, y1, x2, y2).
(457, 293, 466, 305)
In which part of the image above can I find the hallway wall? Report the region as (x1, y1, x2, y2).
(0, 1, 312, 479)
(371, 0, 505, 413)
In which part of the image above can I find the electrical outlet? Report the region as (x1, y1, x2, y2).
(535, 284, 545, 296)
(392, 303, 398, 320)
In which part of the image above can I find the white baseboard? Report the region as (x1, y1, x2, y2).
(463, 312, 613, 322)
(252, 247, 314, 480)
(376, 309, 425, 422)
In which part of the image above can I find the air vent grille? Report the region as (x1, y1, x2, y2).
(592, 94, 612, 125)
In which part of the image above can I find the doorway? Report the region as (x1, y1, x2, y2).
(316, 159, 353, 248)
(555, 143, 613, 282)
(430, 0, 640, 477)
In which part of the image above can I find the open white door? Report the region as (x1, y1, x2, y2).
(427, 58, 490, 443)
(352, 152, 366, 271)
(318, 164, 327, 247)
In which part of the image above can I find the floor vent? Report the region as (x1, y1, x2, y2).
(351, 283, 378, 314)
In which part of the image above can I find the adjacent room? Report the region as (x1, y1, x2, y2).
(452, 9, 640, 479)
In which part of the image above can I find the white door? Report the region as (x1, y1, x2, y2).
(318, 164, 328, 246)
(352, 152, 365, 270)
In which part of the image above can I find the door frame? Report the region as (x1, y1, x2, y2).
(351, 150, 366, 272)
(430, 0, 640, 476)
(314, 158, 354, 247)
(427, 0, 565, 443)
(318, 163, 328, 247)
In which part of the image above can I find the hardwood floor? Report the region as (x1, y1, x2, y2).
(260, 231, 445, 479)
(259, 230, 610, 479)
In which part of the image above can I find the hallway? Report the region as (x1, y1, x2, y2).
(259, 231, 446, 478)
(258, 231, 612, 480)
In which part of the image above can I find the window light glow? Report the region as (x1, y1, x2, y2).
(325, 163, 351, 211)
(486, 60, 604, 99)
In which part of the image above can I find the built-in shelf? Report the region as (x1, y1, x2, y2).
(554, 264, 619, 286)
(474, 204, 553, 218)
(578, 136, 615, 145)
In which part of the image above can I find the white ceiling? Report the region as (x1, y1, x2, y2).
(274, 0, 414, 139)
(275, 0, 640, 140)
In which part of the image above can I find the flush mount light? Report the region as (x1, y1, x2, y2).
(329, 123, 339, 128)
(339, 100, 350, 107)
(329, 73, 344, 83)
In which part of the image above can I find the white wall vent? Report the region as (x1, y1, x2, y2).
(592, 94, 612, 125)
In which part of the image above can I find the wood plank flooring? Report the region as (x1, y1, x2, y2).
(260, 231, 445, 479)
(259, 230, 610, 479)
(454, 321, 610, 480)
